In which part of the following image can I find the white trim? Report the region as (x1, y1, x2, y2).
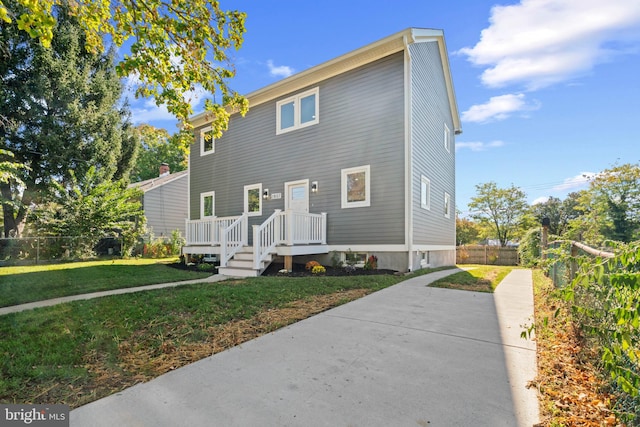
(276, 87, 319, 135)
(284, 179, 310, 212)
(200, 126, 215, 156)
(412, 244, 457, 251)
(444, 192, 451, 219)
(404, 41, 414, 272)
(420, 175, 431, 210)
(341, 165, 371, 209)
(244, 183, 262, 216)
(200, 191, 215, 218)
(328, 244, 409, 252)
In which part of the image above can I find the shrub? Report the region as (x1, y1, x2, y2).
(519, 227, 541, 267)
(311, 265, 326, 275)
(305, 260, 320, 270)
(330, 251, 343, 268)
(364, 255, 378, 270)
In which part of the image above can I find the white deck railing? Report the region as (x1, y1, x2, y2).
(186, 211, 327, 270)
(185, 216, 241, 246)
(278, 211, 327, 245)
(220, 213, 248, 267)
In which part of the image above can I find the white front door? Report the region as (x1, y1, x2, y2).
(285, 180, 309, 213)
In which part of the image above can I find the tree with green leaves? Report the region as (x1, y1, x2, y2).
(585, 163, 640, 243)
(456, 215, 481, 245)
(1, 5, 138, 237)
(0, 0, 248, 133)
(130, 125, 189, 182)
(468, 182, 528, 247)
(30, 166, 145, 257)
(531, 193, 583, 237)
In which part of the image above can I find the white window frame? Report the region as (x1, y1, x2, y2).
(444, 123, 451, 153)
(420, 175, 431, 210)
(276, 87, 319, 135)
(341, 165, 371, 209)
(244, 183, 262, 217)
(200, 191, 215, 218)
(444, 192, 451, 219)
(200, 126, 215, 156)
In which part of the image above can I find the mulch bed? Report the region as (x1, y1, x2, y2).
(167, 260, 398, 277)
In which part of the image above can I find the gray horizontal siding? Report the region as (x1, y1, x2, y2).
(409, 41, 456, 246)
(190, 52, 406, 245)
(144, 176, 188, 237)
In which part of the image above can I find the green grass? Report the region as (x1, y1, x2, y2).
(0, 258, 212, 307)
(429, 264, 517, 292)
(0, 272, 414, 407)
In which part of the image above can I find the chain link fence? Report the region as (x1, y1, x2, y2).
(0, 236, 124, 265)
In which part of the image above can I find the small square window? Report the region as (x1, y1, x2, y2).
(421, 176, 431, 210)
(200, 126, 215, 156)
(244, 183, 262, 216)
(341, 165, 370, 209)
(201, 191, 215, 218)
(444, 192, 451, 218)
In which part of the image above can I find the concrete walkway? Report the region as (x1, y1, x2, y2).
(0, 274, 227, 316)
(70, 268, 540, 426)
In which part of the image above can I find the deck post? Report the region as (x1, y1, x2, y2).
(284, 255, 293, 272)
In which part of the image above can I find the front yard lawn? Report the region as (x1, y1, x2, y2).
(0, 272, 416, 408)
(0, 258, 212, 307)
(428, 264, 516, 292)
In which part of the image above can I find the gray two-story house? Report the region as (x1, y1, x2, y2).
(183, 28, 461, 276)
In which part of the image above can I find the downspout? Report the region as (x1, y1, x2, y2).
(403, 32, 414, 272)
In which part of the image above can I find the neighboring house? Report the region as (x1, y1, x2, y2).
(183, 28, 461, 276)
(129, 165, 189, 238)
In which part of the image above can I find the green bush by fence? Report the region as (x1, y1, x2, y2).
(560, 242, 640, 424)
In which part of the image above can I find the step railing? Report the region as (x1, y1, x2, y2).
(253, 210, 281, 270)
(220, 213, 248, 267)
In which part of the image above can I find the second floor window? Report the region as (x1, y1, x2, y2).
(276, 87, 319, 134)
(200, 126, 215, 156)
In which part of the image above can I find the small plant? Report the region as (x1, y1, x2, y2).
(330, 251, 343, 268)
(345, 248, 358, 266)
(197, 263, 215, 272)
(364, 255, 378, 270)
(305, 260, 320, 270)
(311, 265, 326, 275)
(344, 264, 357, 273)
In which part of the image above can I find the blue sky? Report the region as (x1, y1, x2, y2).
(124, 0, 640, 216)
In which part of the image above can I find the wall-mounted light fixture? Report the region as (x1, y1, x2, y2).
(311, 181, 318, 193)
(263, 188, 269, 199)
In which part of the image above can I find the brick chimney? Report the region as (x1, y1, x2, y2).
(159, 163, 170, 177)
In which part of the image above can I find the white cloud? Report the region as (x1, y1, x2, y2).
(123, 74, 207, 125)
(461, 93, 539, 123)
(551, 172, 596, 192)
(458, 0, 640, 89)
(267, 60, 295, 78)
(455, 140, 505, 152)
(532, 196, 550, 205)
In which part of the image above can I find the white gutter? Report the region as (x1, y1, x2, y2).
(403, 34, 414, 272)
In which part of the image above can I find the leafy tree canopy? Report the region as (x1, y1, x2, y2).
(468, 182, 528, 247)
(1, 6, 138, 236)
(0, 0, 248, 134)
(130, 125, 188, 182)
(30, 166, 145, 257)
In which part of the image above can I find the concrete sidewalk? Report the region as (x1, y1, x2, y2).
(0, 274, 227, 316)
(70, 268, 540, 426)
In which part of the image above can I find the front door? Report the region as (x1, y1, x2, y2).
(285, 180, 309, 213)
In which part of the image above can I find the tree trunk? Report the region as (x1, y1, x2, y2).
(1, 182, 27, 237)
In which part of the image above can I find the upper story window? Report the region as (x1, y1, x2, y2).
(444, 192, 451, 218)
(200, 126, 215, 156)
(276, 87, 319, 134)
(444, 123, 451, 153)
(421, 175, 431, 210)
(244, 183, 262, 216)
(341, 165, 371, 209)
(201, 191, 215, 218)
